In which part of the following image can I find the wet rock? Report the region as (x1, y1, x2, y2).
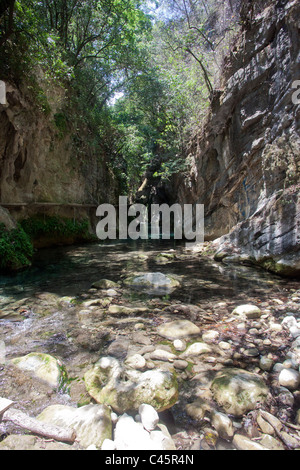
(37, 404, 112, 449)
(150, 349, 177, 362)
(84, 356, 178, 414)
(0, 310, 24, 322)
(157, 320, 200, 341)
(211, 368, 269, 417)
(11, 353, 67, 390)
(107, 338, 130, 359)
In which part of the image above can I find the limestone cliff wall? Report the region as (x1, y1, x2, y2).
(0, 78, 118, 225)
(173, 0, 300, 276)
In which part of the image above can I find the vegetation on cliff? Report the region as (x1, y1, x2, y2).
(0, 0, 243, 197)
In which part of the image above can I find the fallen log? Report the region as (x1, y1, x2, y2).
(3, 408, 76, 444)
(0, 398, 14, 422)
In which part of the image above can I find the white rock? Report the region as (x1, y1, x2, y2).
(290, 326, 300, 339)
(124, 354, 146, 370)
(281, 316, 298, 330)
(278, 368, 300, 390)
(181, 342, 212, 357)
(101, 439, 116, 450)
(150, 349, 177, 362)
(86, 445, 98, 450)
(232, 305, 262, 319)
(218, 341, 231, 350)
(139, 404, 159, 432)
(202, 330, 219, 343)
(114, 414, 162, 450)
(173, 339, 186, 352)
(269, 323, 282, 332)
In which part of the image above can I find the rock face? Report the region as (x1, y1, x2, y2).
(0, 79, 117, 222)
(172, 0, 300, 277)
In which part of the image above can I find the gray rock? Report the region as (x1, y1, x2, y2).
(157, 320, 200, 341)
(211, 411, 235, 441)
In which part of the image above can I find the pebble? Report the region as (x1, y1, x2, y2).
(150, 349, 177, 362)
(124, 354, 146, 370)
(181, 342, 212, 357)
(173, 359, 189, 370)
(259, 356, 274, 371)
(218, 341, 232, 350)
(202, 330, 219, 343)
(173, 339, 186, 352)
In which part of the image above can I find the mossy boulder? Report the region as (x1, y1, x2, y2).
(11, 353, 68, 390)
(84, 356, 178, 414)
(211, 368, 269, 417)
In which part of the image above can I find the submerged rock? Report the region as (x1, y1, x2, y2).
(124, 272, 180, 295)
(84, 356, 178, 413)
(211, 368, 269, 417)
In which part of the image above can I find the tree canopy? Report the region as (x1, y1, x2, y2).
(0, 0, 242, 197)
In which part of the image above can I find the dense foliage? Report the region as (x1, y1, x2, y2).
(21, 216, 91, 241)
(0, 223, 33, 271)
(0, 0, 242, 197)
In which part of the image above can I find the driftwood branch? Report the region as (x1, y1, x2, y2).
(3, 408, 76, 444)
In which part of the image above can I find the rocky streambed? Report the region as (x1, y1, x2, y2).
(0, 241, 299, 450)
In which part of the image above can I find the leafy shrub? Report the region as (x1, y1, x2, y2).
(20, 216, 91, 240)
(0, 223, 34, 272)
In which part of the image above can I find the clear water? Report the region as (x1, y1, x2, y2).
(0, 239, 294, 309)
